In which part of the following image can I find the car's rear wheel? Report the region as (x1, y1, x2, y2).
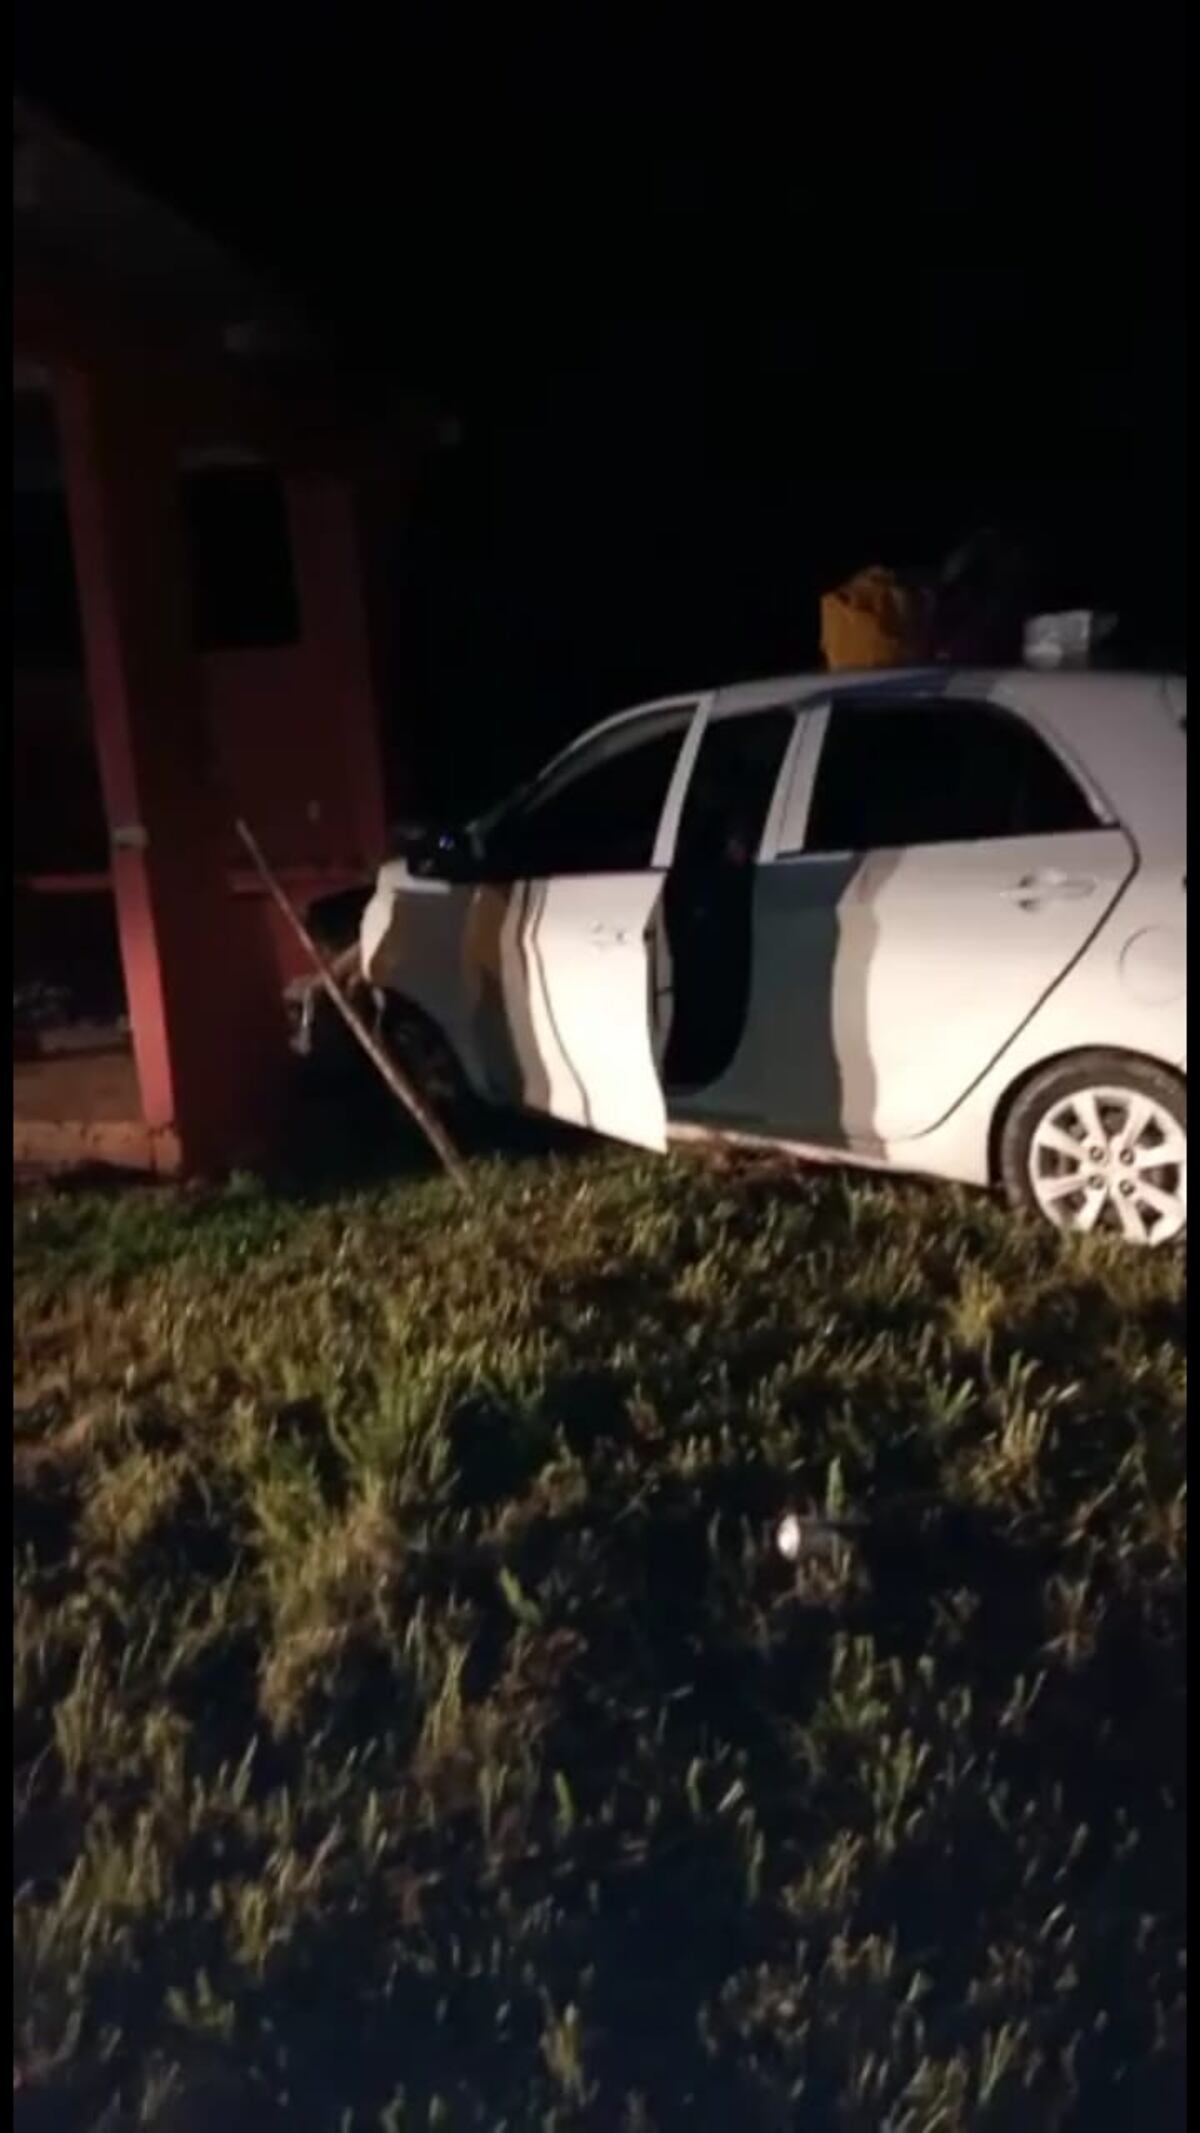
(999, 1051, 1187, 1246)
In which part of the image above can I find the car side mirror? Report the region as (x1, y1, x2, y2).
(407, 825, 481, 883)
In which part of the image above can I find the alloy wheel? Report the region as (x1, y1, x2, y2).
(1028, 1084, 1187, 1245)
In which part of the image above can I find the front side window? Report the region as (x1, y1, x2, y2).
(803, 695, 1099, 853)
(482, 720, 689, 879)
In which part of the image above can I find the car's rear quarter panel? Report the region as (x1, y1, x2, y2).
(892, 677, 1186, 1186)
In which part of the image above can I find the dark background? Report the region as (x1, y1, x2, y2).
(14, 4, 1187, 816)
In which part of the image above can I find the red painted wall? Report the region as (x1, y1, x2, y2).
(200, 646, 372, 872)
(15, 483, 392, 991)
(14, 652, 381, 875)
(14, 260, 423, 1168)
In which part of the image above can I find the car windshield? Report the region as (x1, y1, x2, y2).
(473, 771, 539, 844)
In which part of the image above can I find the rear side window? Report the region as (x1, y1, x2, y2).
(804, 695, 1098, 853)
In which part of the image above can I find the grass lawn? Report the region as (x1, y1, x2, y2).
(12, 1138, 1186, 2130)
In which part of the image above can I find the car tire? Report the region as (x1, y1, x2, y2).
(998, 1050, 1187, 1246)
(381, 1000, 477, 1117)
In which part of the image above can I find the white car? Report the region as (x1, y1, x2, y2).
(361, 669, 1187, 1244)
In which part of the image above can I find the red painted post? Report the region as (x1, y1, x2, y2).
(53, 361, 289, 1172)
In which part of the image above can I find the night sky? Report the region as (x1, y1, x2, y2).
(14, 4, 1186, 812)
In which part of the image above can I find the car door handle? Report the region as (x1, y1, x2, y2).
(588, 923, 629, 948)
(1001, 873, 1096, 906)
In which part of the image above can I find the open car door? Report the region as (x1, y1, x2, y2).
(488, 874, 670, 1149)
(464, 701, 709, 1151)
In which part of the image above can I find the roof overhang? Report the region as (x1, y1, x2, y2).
(13, 97, 452, 476)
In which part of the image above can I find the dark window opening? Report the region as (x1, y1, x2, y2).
(664, 708, 795, 1090)
(804, 696, 1098, 853)
(13, 487, 84, 674)
(180, 464, 300, 650)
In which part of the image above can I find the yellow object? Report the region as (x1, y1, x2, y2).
(820, 566, 927, 671)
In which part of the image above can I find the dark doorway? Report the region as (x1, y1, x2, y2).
(663, 706, 795, 1091)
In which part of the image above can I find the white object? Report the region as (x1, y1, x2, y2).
(1027, 1082, 1186, 1244)
(1023, 611, 1115, 670)
(775, 1514, 813, 1563)
(361, 669, 1187, 1243)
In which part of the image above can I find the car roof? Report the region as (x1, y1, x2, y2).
(541, 669, 1183, 857)
(448, 666, 1182, 881)
(578, 667, 1180, 744)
